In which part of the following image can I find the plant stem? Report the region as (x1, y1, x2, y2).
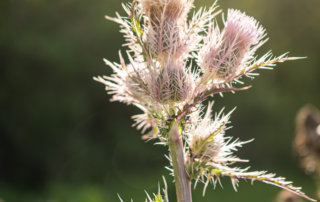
(168, 122, 192, 202)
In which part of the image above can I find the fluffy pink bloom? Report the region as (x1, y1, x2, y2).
(139, 0, 194, 60)
(187, 103, 247, 165)
(151, 61, 194, 104)
(94, 53, 153, 106)
(199, 9, 266, 83)
(139, 0, 193, 23)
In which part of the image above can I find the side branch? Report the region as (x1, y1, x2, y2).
(211, 168, 317, 202)
(177, 86, 251, 121)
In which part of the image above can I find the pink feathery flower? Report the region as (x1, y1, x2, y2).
(151, 61, 194, 104)
(139, 0, 194, 60)
(139, 0, 193, 23)
(94, 53, 153, 106)
(187, 103, 247, 164)
(200, 9, 266, 83)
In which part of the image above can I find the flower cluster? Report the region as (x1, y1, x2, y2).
(95, 0, 314, 201)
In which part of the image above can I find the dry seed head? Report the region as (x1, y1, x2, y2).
(295, 105, 320, 173)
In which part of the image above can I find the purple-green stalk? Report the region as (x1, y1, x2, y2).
(168, 122, 192, 202)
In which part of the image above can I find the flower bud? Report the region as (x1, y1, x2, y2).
(139, 0, 193, 60)
(188, 104, 226, 162)
(189, 131, 224, 162)
(200, 9, 265, 83)
(152, 62, 192, 104)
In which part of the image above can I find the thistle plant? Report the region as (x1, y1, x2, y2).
(95, 0, 316, 201)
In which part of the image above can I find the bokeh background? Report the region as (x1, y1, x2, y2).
(1, 0, 320, 201)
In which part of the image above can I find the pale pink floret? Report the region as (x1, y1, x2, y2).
(139, 0, 194, 60)
(224, 9, 265, 52)
(139, 0, 193, 22)
(200, 9, 266, 83)
(94, 53, 152, 106)
(151, 61, 194, 104)
(188, 103, 248, 165)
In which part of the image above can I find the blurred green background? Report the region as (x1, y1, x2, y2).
(1, 0, 319, 201)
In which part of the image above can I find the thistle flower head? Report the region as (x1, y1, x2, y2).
(94, 53, 155, 107)
(188, 103, 226, 161)
(151, 61, 194, 104)
(199, 9, 266, 83)
(187, 104, 247, 167)
(223, 9, 265, 51)
(139, 0, 193, 23)
(139, 0, 194, 60)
